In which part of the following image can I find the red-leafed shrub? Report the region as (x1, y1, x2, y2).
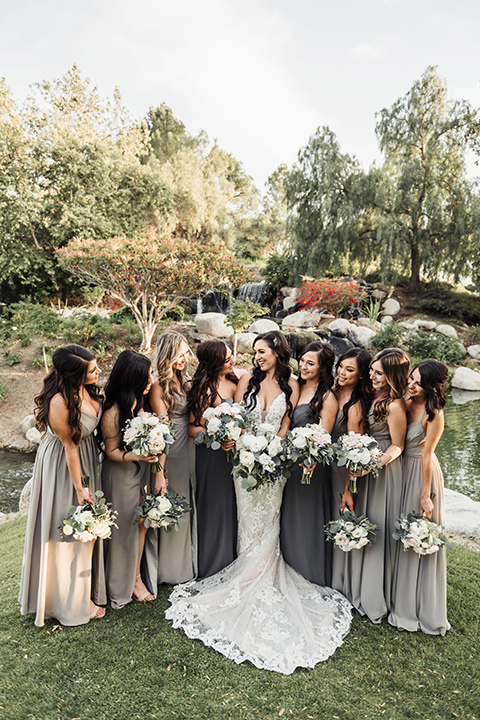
(297, 279, 365, 315)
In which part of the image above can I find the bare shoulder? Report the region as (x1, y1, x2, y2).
(288, 376, 299, 390)
(237, 372, 252, 390)
(49, 393, 68, 419)
(388, 398, 407, 419)
(150, 380, 165, 400)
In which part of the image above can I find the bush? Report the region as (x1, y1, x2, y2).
(6, 302, 63, 346)
(406, 329, 465, 365)
(414, 282, 480, 325)
(263, 253, 292, 287)
(298, 279, 366, 316)
(371, 323, 406, 350)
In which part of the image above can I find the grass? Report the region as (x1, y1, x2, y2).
(1, 518, 479, 720)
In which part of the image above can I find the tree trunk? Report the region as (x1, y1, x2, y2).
(409, 245, 421, 294)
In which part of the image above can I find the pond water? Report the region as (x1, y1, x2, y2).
(0, 394, 479, 513)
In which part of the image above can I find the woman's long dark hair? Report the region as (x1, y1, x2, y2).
(35, 344, 102, 446)
(187, 340, 238, 425)
(413, 359, 448, 422)
(333, 348, 373, 431)
(298, 342, 335, 422)
(103, 350, 152, 448)
(243, 331, 294, 418)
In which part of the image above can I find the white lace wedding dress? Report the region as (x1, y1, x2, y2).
(165, 394, 352, 674)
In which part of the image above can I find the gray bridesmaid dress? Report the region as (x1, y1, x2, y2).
(388, 419, 450, 635)
(280, 404, 333, 586)
(102, 455, 152, 608)
(156, 395, 196, 584)
(19, 411, 106, 627)
(344, 411, 403, 623)
(330, 408, 348, 592)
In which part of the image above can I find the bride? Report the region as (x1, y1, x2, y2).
(165, 331, 352, 674)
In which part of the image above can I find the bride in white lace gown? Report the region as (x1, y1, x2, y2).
(165, 332, 352, 674)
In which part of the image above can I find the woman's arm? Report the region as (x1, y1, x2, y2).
(234, 372, 251, 403)
(319, 391, 338, 434)
(420, 410, 444, 518)
(340, 401, 364, 511)
(49, 394, 91, 506)
(382, 399, 407, 465)
(277, 378, 300, 438)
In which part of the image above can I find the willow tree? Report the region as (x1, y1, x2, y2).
(374, 66, 480, 292)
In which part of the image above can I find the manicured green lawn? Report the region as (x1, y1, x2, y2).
(1, 517, 479, 720)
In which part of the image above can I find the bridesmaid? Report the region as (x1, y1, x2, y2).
(19, 344, 106, 626)
(187, 340, 238, 579)
(389, 359, 450, 635)
(280, 342, 338, 585)
(148, 331, 196, 585)
(346, 348, 409, 623)
(101, 350, 164, 607)
(330, 348, 372, 593)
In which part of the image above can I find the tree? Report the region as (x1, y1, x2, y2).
(57, 236, 251, 352)
(284, 127, 368, 280)
(226, 298, 268, 360)
(373, 66, 480, 292)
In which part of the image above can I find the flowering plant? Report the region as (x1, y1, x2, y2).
(297, 279, 365, 316)
(60, 477, 118, 542)
(324, 510, 378, 552)
(195, 399, 247, 458)
(392, 512, 451, 555)
(284, 422, 336, 484)
(134, 490, 190, 532)
(232, 420, 292, 491)
(335, 432, 383, 493)
(123, 411, 175, 473)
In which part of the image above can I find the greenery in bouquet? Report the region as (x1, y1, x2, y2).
(134, 490, 190, 532)
(195, 399, 247, 458)
(123, 411, 175, 473)
(335, 431, 383, 493)
(393, 512, 451, 555)
(285, 422, 336, 484)
(232, 421, 292, 491)
(60, 477, 118, 542)
(325, 510, 378, 552)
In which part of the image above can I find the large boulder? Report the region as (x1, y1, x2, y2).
(380, 315, 393, 325)
(451, 388, 480, 405)
(467, 345, 480, 360)
(328, 318, 351, 337)
(248, 318, 280, 334)
(382, 298, 401, 316)
(282, 311, 321, 329)
(26, 427, 42, 445)
(236, 333, 257, 354)
(356, 317, 382, 332)
(348, 325, 376, 348)
(451, 367, 480, 391)
(413, 319, 437, 330)
(283, 296, 297, 311)
(435, 324, 458, 339)
(19, 414, 36, 436)
(194, 313, 234, 338)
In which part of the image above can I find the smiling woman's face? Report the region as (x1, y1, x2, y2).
(253, 340, 276, 372)
(370, 360, 387, 391)
(336, 356, 359, 389)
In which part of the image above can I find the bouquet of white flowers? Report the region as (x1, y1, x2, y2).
(335, 431, 383, 493)
(195, 399, 247, 458)
(284, 422, 336, 484)
(324, 510, 378, 552)
(392, 512, 451, 555)
(123, 411, 175, 473)
(232, 420, 292, 491)
(60, 477, 118, 542)
(134, 490, 190, 532)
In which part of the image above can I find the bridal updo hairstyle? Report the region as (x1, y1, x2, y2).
(103, 349, 152, 448)
(370, 347, 410, 424)
(298, 342, 335, 422)
(412, 359, 448, 422)
(34, 344, 102, 446)
(244, 331, 294, 418)
(187, 340, 238, 426)
(334, 348, 373, 430)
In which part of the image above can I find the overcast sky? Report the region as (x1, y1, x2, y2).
(2, 0, 480, 190)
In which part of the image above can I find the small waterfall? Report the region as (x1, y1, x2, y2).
(235, 283, 267, 305)
(198, 289, 232, 314)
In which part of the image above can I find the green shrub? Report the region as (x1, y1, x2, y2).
(371, 323, 406, 350)
(4, 353, 20, 366)
(414, 282, 480, 325)
(263, 253, 292, 287)
(406, 329, 465, 365)
(63, 313, 113, 346)
(8, 302, 63, 345)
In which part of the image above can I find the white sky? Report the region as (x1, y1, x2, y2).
(2, 0, 480, 190)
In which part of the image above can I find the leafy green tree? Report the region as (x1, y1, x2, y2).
(57, 236, 251, 352)
(373, 66, 480, 292)
(226, 298, 268, 359)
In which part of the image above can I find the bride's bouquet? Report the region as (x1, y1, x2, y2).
(60, 477, 118, 542)
(324, 510, 378, 552)
(284, 422, 336, 484)
(392, 512, 451, 555)
(134, 489, 190, 532)
(123, 411, 175, 473)
(233, 420, 292, 491)
(335, 432, 383, 493)
(194, 399, 247, 456)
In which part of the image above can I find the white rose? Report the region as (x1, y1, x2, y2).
(203, 407, 216, 420)
(228, 425, 242, 441)
(239, 450, 255, 469)
(344, 522, 355, 533)
(250, 436, 268, 452)
(78, 530, 94, 542)
(267, 437, 283, 457)
(157, 496, 172, 514)
(258, 422, 276, 436)
(124, 427, 138, 444)
(357, 536, 369, 548)
(258, 453, 275, 469)
(206, 417, 222, 434)
(357, 449, 371, 465)
(292, 435, 307, 449)
(145, 415, 160, 425)
(335, 532, 349, 546)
